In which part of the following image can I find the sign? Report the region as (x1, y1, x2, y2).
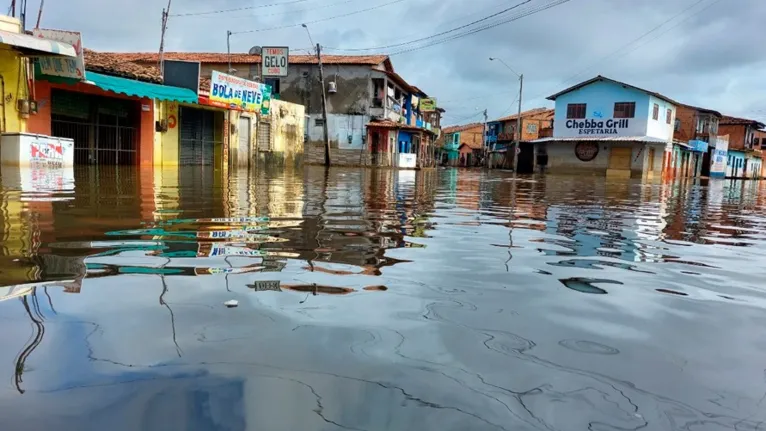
(262, 47, 288, 77)
(420, 98, 437, 111)
(566, 118, 630, 135)
(163, 60, 201, 94)
(210, 71, 269, 113)
(249, 280, 282, 292)
(398, 153, 416, 169)
(689, 139, 708, 153)
(33, 29, 85, 80)
(207, 245, 265, 257)
(710, 135, 729, 178)
(575, 142, 599, 161)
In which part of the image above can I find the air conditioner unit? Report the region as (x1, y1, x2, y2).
(328, 81, 337, 93)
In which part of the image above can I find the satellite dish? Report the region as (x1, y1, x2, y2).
(248, 46, 262, 55)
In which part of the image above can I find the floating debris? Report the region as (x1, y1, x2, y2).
(223, 300, 239, 308)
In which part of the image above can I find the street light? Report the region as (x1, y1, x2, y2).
(301, 24, 316, 54)
(490, 57, 523, 173)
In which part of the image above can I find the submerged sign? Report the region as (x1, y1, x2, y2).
(210, 71, 271, 113)
(565, 118, 630, 135)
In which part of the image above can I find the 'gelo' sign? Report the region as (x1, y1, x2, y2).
(262, 47, 289, 77)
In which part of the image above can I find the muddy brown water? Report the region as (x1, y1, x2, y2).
(1, 165, 766, 430)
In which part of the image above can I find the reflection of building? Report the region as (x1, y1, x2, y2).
(534, 76, 674, 179)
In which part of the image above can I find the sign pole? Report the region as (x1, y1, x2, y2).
(317, 43, 331, 166)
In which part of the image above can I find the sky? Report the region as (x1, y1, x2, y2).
(38, 0, 766, 126)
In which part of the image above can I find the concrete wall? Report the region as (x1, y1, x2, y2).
(545, 141, 664, 177)
(265, 99, 305, 165)
(279, 64, 379, 116)
(0, 49, 27, 134)
(646, 95, 675, 141)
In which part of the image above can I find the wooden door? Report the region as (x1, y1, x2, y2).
(607, 147, 632, 178)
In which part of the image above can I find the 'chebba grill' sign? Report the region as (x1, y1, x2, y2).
(566, 119, 630, 135)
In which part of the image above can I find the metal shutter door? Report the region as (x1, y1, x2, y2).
(257, 121, 271, 151)
(179, 107, 202, 165)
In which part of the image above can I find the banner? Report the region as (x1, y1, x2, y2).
(33, 29, 85, 80)
(420, 98, 437, 111)
(710, 135, 729, 178)
(209, 71, 271, 114)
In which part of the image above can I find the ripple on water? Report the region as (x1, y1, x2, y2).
(558, 339, 620, 355)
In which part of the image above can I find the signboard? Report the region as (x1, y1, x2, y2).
(262, 47, 288, 77)
(163, 60, 200, 94)
(33, 29, 85, 80)
(689, 139, 708, 153)
(710, 135, 729, 178)
(420, 98, 437, 111)
(564, 118, 632, 136)
(575, 142, 599, 161)
(210, 70, 269, 113)
(398, 153, 416, 169)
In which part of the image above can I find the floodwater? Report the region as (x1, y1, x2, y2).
(1, 165, 766, 431)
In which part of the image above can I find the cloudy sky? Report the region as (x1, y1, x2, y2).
(40, 0, 766, 125)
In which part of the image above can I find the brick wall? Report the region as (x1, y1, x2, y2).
(673, 105, 698, 143)
(719, 124, 747, 150)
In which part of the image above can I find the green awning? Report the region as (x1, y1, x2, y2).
(85, 72, 198, 103)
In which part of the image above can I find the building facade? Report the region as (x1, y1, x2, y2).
(719, 115, 764, 179)
(669, 104, 723, 178)
(486, 108, 554, 172)
(439, 123, 483, 166)
(534, 76, 674, 178)
(111, 51, 439, 168)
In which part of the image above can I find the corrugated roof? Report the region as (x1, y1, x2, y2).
(99, 51, 390, 66)
(532, 136, 668, 143)
(83, 49, 162, 83)
(547, 75, 678, 106)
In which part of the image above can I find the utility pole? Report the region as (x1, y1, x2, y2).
(513, 74, 524, 172)
(316, 43, 331, 166)
(158, 0, 172, 77)
(482, 109, 488, 168)
(10, 0, 15, 17)
(18, 0, 26, 31)
(226, 30, 232, 73)
(34, 0, 42, 28)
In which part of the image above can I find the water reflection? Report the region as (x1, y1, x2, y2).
(2, 167, 766, 429)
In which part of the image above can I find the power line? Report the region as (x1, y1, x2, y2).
(389, 0, 570, 56)
(171, 0, 310, 17)
(322, 0, 534, 52)
(174, 0, 358, 20)
(230, 0, 405, 35)
(524, 0, 723, 104)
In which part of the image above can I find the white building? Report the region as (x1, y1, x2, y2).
(535, 76, 676, 178)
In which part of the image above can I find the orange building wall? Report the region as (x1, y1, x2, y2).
(28, 80, 155, 166)
(718, 124, 747, 151)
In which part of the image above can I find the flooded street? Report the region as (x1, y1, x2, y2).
(3, 166, 766, 430)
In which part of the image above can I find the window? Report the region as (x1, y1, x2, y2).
(315, 118, 325, 127)
(613, 102, 635, 118)
(666, 109, 672, 124)
(566, 103, 586, 119)
(710, 119, 718, 134)
(264, 77, 280, 95)
(696, 117, 704, 133)
(652, 103, 659, 120)
(526, 123, 538, 133)
(674, 118, 681, 132)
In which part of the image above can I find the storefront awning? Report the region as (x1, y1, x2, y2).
(85, 72, 198, 103)
(0, 30, 76, 57)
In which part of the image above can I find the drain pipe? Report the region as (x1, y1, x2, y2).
(0, 74, 6, 133)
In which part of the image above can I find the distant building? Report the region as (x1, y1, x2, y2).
(486, 108, 554, 172)
(670, 104, 723, 178)
(439, 123, 484, 166)
(719, 115, 765, 179)
(534, 75, 675, 178)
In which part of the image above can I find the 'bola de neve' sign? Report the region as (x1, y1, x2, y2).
(566, 118, 630, 135)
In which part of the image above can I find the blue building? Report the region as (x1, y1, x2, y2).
(534, 76, 676, 178)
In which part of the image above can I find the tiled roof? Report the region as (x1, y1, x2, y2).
(547, 75, 679, 106)
(99, 51, 390, 66)
(83, 49, 162, 83)
(496, 107, 554, 122)
(368, 119, 430, 133)
(720, 115, 766, 128)
(678, 103, 722, 118)
(442, 123, 483, 134)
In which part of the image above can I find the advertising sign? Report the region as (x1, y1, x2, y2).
(210, 71, 270, 114)
(261, 47, 289, 77)
(420, 98, 437, 111)
(710, 135, 729, 178)
(33, 29, 85, 80)
(689, 139, 709, 153)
